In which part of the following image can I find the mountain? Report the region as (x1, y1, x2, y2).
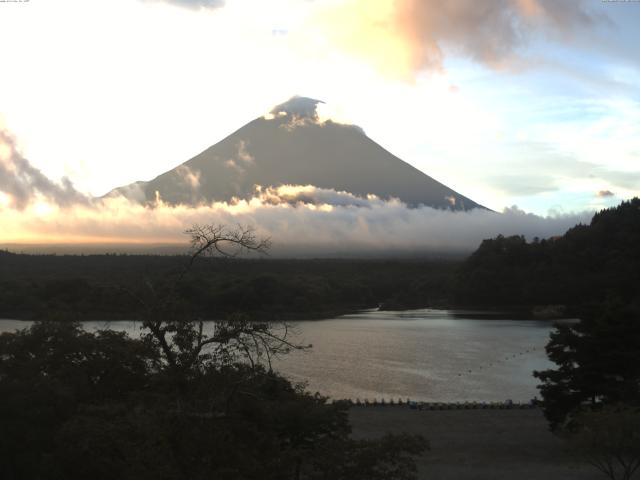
(108, 97, 484, 210)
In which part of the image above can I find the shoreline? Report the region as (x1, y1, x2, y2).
(337, 399, 539, 410)
(0, 305, 577, 323)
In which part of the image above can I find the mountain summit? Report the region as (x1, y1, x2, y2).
(109, 96, 483, 210)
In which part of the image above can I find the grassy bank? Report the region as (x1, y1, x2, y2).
(350, 407, 599, 480)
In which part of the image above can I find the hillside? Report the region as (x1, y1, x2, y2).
(454, 198, 640, 311)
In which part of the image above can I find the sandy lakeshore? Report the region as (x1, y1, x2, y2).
(349, 407, 601, 480)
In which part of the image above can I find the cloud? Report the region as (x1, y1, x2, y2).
(489, 174, 559, 196)
(0, 183, 592, 256)
(176, 165, 201, 190)
(236, 140, 254, 165)
(225, 140, 255, 174)
(315, 0, 602, 76)
(479, 141, 640, 200)
(598, 170, 640, 191)
(0, 130, 90, 210)
(596, 190, 614, 198)
(265, 96, 366, 135)
(255, 185, 378, 208)
(149, 0, 225, 9)
(0, 128, 595, 255)
(269, 96, 325, 121)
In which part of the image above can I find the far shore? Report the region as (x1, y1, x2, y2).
(0, 305, 578, 323)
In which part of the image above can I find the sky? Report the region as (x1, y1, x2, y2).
(0, 0, 639, 252)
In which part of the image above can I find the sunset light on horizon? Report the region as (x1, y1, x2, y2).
(1, 0, 639, 251)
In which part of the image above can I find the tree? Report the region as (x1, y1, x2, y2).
(128, 224, 277, 374)
(454, 198, 640, 309)
(0, 224, 427, 480)
(534, 300, 640, 480)
(534, 301, 640, 430)
(0, 322, 156, 480)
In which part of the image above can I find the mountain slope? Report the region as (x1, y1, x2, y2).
(109, 97, 483, 210)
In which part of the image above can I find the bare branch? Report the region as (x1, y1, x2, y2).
(186, 223, 270, 262)
(121, 223, 310, 383)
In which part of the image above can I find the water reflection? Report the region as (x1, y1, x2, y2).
(274, 309, 556, 402)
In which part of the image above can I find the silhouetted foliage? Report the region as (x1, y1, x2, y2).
(0, 225, 427, 479)
(0, 323, 427, 479)
(0, 322, 156, 479)
(0, 254, 458, 320)
(455, 198, 640, 311)
(534, 302, 640, 430)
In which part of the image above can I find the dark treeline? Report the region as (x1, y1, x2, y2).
(0, 253, 458, 320)
(3, 198, 639, 321)
(454, 198, 640, 313)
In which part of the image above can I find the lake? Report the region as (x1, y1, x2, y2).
(0, 309, 560, 402)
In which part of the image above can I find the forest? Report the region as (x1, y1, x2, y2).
(453, 198, 640, 314)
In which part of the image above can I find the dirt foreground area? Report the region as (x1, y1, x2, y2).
(349, 407, 601, 480)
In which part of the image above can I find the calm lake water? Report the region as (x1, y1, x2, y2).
(0, 309, 561, 402)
